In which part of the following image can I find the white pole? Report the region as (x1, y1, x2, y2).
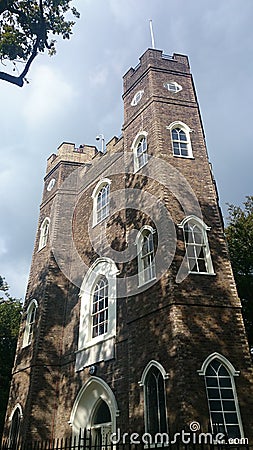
(149, 19, 155, 49)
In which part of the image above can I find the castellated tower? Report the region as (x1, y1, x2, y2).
(3, 49, 253, 446)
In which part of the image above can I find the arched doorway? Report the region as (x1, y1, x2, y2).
(70, 377, 118, 441)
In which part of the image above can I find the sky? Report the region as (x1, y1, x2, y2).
(0, 0, 252, 300)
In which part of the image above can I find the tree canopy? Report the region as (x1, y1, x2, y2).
(0, 276, 22, 439)
(225, 196, 253, 349)
(0, 0, 79, 87)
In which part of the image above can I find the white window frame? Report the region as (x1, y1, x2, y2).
(38, 217, 50, 251)
(178, 215, 214, 275)
(22, 299, 38, 347)
(139, 361, 169, 434)
(76, 258, 119, 370)
(132, 131, 148, 173)
(91, 276, 109, 339)
(131, 90, 144, 106)
(164, 81, 182, 93)
(136, 225, 156, 286)
(167, 121, 193, 158)
(198, 353, 244, 439)
(92, 178, 111, 226)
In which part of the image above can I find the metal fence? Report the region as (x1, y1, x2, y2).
(1, 429, 252, 450)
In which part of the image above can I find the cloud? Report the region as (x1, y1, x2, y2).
(0, 0, 253, 299)
(88, 65, 109, 86)
(22, 64, 76, 128)
(0, 238, 8, 257)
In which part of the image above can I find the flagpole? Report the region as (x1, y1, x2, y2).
(149, 19, 155, 49)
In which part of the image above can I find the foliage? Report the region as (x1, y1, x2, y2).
(0, 276, 22, 439)
(0, 0, 80, 86)
(225, 196, 253, 349)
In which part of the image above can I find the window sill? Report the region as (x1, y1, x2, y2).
(76, 333, 115, 353)
(138, 276, 157, 288)
(189, 271, 216, 276)
(173, 154, 195, 159)
(134, 160, 148, 174)
(37, 245, 47, 252)
(75, 334, 116, 371)
(92, 215, 109, 228)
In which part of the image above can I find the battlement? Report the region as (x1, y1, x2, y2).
(46, 142, 97, 174)
(123, 48, 190, 94)
(46, 137, 123, 175)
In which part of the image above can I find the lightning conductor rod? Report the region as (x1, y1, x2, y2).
(149, 19, 156, 49)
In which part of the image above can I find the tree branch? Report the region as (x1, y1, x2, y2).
(0, 35, 39, 86)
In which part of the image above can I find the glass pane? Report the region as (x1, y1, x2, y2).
(93, 401, 111, 425)
(198, 259, 207, 272)
(206, 366, 216, 377)
(224, 412, 239, 424)
(211, 412, 224, 424)
(188, 258, 197, 272)
(181, 146, 188, 157)
(207, 388, 220, 399)
(211, 360, 221, 372)
(179, 130, 187, 141)
(209, 400, 222, 411)
(173, 144, 180, 155)
(221, 389, 234, 399)
(219, 377, 232, 388)
(186, 245, 195, 257)
(193, 228, 204, 244)
(172, 129, 179, 139)
(219, 366, 229, 376)
(206, 377, 218, 387)
(184, 229, 193, 243)
(226, 425, 241, 439)
(223, 400, 236, 411)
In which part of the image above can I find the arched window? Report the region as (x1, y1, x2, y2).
(9, 405, 22, 450)
(132, 131, 148, 172)
(139, 361, 168, 435)
(167, 121, 193, 158)
(179, 216, 214, 274)
(136, 226, 156, 286)
(23, 299, 38, 347)
(38, 217, 50, 250)
(92, 277, 108, 338)
(92, 179, 111, 226)
(198, 354, 243, 439)
(76, 258, 119, 370)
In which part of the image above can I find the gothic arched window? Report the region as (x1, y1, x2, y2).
(132, 132, 148, 172)
(38, 217, 50, 250)
(92, 179, 111, 226)
(179, 216, 214, 274)
(199, 354, 244, 440)
(140, 362, 168, 435)
(167, 121, 193, 158)
(136, 226, 156, 286)
(9, 405, 22, 450)
(23, 299, 38, 347)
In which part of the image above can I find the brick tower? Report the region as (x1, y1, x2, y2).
(3, 49, 253, 447)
